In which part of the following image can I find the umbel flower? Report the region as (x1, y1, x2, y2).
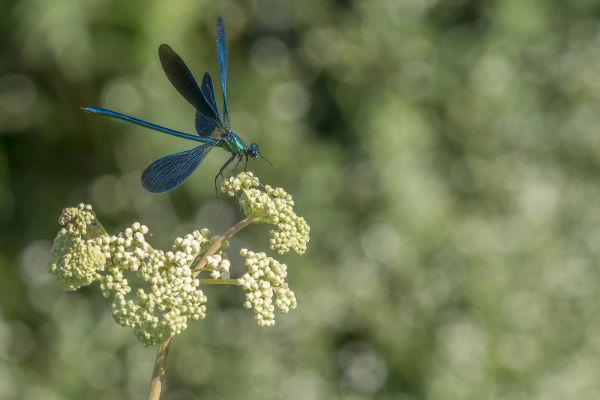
(222, 172, 310, 254)
(99, 225, 212, 345)
(238, 249, 297, 327)
(49, 173, 309, 346)
(49, 204, 106, 291)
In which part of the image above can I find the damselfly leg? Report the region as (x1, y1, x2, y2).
(214, 154, 236, 200)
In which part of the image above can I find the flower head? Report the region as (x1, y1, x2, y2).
(49, 232, 106, 291)
(57, 203, 106, 238)
(49, 204, 108, 291)
(205, 254, 231, 279)
(50, 171, 308, 346)
(222, 172, 310, 254)
(238, 249, 297, 327)
(101, 225, 215, 346)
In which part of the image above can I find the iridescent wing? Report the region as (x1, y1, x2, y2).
(216, 17, 231, 130)
(196, 72, 219, 136)
(201, 72, 218, 111)
(141, 143, 215, 192)
(158, 44, 222, 132)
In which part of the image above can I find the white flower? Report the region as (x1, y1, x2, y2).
(50, 173, 309, 346)
(49, 204, 108, 290)
(49, 230, 106, 291)
(99, 225, 214, 346)
(238, 249, 297, 327)
(204, 254, 231, 279)
(221, 172, 310, 254)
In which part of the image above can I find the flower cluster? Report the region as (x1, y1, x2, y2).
(57, 203, 97, 235)
(99, 225, 214, 345)
(221, 172, 310, 254)
(49, 204, 107, 291)
(238, 249, 297, 327)
(205, 254, 231, 279)
(49, 232, 106, 291)
(50, 173, 309, 344)
(49, 205, 225, 346)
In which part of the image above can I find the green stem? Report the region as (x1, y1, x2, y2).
(147, 338, 172, 400)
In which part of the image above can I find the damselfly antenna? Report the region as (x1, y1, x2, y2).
(261, 155, 278, 169)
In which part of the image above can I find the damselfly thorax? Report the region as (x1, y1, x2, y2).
(219, 131, 247, 155)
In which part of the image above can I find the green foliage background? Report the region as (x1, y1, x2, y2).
(1, 0, 600, 398)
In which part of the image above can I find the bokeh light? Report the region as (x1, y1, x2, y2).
(2, 0, 600, 399)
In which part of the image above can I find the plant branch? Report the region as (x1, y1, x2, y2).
(192, 216, 255, 277)
(199, 278, 240, 285)
(147, 337, 172, 400)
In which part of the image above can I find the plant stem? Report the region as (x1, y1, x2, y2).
(191, 216, 255, 277)
(199, 278, 240, 285)
(147, 338, 172, 400)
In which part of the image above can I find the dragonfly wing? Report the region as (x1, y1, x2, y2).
(216, 17, 231, 129)
(201, 72, 218, 112)
(158, 44, 222, 127)
(141, 143, 215, 193)
(195, 111, 217, 137)
(195, 72, 219, 136)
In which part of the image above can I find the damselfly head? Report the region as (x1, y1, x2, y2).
(247, 143, 261, 159)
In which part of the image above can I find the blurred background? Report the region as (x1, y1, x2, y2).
(2, 0, 600, 398)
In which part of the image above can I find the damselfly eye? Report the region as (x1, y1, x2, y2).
(248, 143, 260, 159)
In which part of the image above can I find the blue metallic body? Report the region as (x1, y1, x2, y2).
(81, 107, 218, 145)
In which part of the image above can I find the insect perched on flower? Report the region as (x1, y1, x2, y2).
(82, 17, 270, 193)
